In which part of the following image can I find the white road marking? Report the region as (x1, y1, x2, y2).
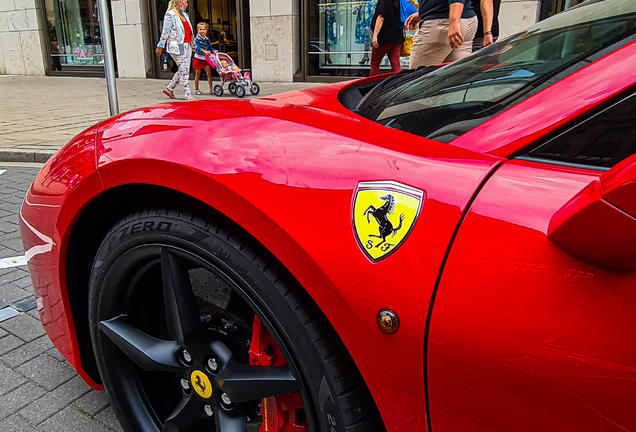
(20, 205, 56, 262)
(0, 170, 6, 175)
(0, 307, 20, 322)
(0, 255, 28, 269)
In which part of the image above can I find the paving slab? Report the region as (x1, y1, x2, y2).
(0, 363, 28, 396)
(15, 354, 76, 391)
(40, 407, 113, 432)
(11, 276, 34, 290)
(0, 221, 19, 234)
(0, 313, 46, 342)
(0, 334, 24, 355)
(0, 413, 39, 432)
(1, 335, 54, 368)
(0, 284, 31, 305)
(0, 269, 30, 286)
(45, 347, 66, 363)
(19, 376, 92, 425)
(25, 309, 40, 321)
(94, 407, 124, 432)
(0, 382, 46, 420)
(73, 390, 111, 416)
(11, 297, 37, 312)
(2, 238, 25, 253)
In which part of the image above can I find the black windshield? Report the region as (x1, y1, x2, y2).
(362, 0, 636, 143)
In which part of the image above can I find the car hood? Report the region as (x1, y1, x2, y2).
(103, 81, 357, 130)
(94, 77, 479, 162)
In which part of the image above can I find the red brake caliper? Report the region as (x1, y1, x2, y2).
(249, 316, 308, 432)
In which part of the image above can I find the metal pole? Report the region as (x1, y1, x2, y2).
(98, 0, 119, 116)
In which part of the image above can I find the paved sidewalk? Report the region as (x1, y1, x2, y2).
(0, 163, 123, 432)
(0, 75, 322, 163)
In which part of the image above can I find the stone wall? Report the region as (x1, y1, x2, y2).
(499, 0, 540, 38)
(0, 0, 47, 75)
(111, 0, 153, 78)
(250, 0, 300, 82)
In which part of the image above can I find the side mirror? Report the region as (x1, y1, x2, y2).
(548, 158, 636, 272)
(599, 156, 636, 218)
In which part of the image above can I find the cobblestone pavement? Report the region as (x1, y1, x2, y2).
(0, 163, 123, 432)
(0, 75, 322, 162)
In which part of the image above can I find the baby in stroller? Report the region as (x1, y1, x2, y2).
(206, 51, 260, 98)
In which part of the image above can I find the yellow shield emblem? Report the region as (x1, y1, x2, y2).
(352, 181, 425, 262)
(191, 370, 213, 399)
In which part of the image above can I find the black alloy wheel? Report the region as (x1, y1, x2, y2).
(228, 82, 237, 94)
(88, 207, 384, 432)
(213, 85, 224, 97)
(250, 83, 260, 96)
(235, 85, 246, 98)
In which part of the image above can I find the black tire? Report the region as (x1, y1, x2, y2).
(228, 83, 237, 94)
(88, 207, 384, 432)
(250, 83, 260, 96)
(235, 85, 245, 98)
(213, 85, 223, 97)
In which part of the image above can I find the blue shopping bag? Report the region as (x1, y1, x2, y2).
(400, 0, 418, 27)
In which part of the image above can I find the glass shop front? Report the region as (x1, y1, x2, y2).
(306, 0, 413, 78)
(43, 0, 111, 74)
(540, 0, 586, 20)
(302, 0, 588, 80)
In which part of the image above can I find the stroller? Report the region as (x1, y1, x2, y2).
(206, 51, 260, 98)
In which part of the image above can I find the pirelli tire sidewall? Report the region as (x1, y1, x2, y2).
(88, 211, 345, 432)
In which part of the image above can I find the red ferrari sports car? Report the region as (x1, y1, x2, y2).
(19, 1, 636, 431)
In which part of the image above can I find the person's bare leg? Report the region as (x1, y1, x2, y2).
(205, 65, 213, 91)
(195, 69, 201, 91)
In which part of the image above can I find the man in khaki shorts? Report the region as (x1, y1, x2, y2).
(405, 0, 478, 69)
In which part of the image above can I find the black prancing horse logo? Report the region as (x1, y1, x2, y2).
(195, 374, 206, 394)
(363, 194, 405, 250)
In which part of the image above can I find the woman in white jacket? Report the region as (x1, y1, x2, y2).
(155, 0, 196, 100)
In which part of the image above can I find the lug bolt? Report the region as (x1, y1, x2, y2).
(203, 404, 213, 417)
(180, 378, 190, 391)
(207, 357, 219, 373)
(221, 392, 233, 408)
(182, 350, 192, 365)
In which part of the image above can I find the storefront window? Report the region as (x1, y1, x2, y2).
(307, 0, 412, 77)
(44, 0, 105, 71)
(540, 0, 586, 20)
(193, 0, 237, 57)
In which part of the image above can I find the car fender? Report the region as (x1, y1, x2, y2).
(19, 124, 105, 388)
(95, 104, 501, 432)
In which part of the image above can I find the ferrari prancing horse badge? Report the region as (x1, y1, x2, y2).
(353, 181, 425, 262)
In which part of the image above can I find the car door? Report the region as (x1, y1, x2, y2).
(427, 89, 636, 431)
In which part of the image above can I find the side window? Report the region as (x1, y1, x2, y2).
(524, 91, 636, 169)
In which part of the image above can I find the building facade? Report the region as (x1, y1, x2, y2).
(0, 0, 585, 81)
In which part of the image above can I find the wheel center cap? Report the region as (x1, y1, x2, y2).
(190, 370, 213, 399)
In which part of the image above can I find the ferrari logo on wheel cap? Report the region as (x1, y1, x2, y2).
(353, 181, 425, 262)
(191, 370, 213, 399)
